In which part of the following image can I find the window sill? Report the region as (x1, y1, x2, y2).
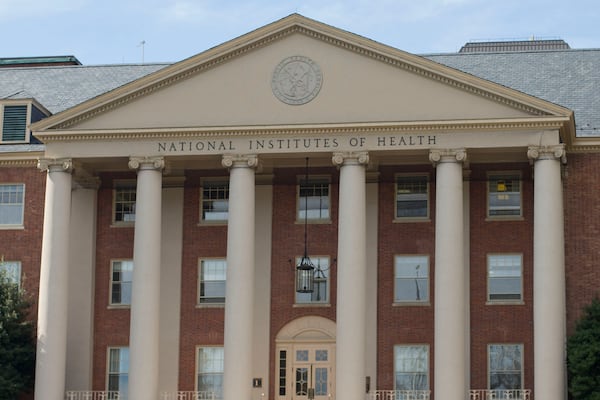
(485, 216, 525, 222)
(293, 303, 331, 308)
(393, 218, 431, 223)
(197, 220, 228, 226)
(196, 303, 225, 309)
(107, 304, 131, 309)
(0, 224, 24, 230)
(393, 301, 431, 307)
(486, 300, 525, 306)
(294, 219, 332, 225)
(110, 222, 135, 228)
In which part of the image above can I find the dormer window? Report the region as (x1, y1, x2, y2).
(0, 101, 49, 144)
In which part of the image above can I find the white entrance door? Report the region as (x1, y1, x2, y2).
(291, 345, 334, 400)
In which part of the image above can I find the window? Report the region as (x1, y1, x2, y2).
(199, 259, 226, 304)
(488, 254, 522, 302)
(279, 350, 287, 396)
(394, 345, 429, 392)
(114, 187, 136, 223)
(0, 260, 21, 286)
(110, 260, 133, 306)
(197, 347, 224, 399)
(488, 344, 523, 392)
(107, 347, 129, 399)
(298, 178, 330, 220)
(201, 181, 229, 222)
(295, 256, 329, 304)
(394, 255, 429, 303)
(395, 175, 429, 219)
(0, 184, 24, 226)
(2, 105, 27, 142)
(488, 174, 521, 217)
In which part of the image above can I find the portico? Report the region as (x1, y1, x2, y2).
(31, 14, 574, 400)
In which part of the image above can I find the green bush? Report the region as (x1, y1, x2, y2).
(0, 271, 35, 400)
(567, 298, 600, 399)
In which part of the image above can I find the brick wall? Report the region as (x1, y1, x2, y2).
(564, 153, 600, 334)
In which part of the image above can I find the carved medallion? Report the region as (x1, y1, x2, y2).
(272, 56, 322, 105)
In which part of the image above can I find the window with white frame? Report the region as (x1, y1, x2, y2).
(198, 259, 226, 304)
(114, 186, 136, 223)
(0, 260, 21, 286)
(394, 345, 429, 391)
(295, 256, 329, 304)
(298, 177, 330, 221)
(197, 346, 224, 399)
(488, 173, 522, 217)
(488, 344, 523, 392)
(107, 347, 129, 399)
(394, 255, 429, 303)
(488, 254, 522, 302)
(110, 260, 133, 306)
(0, 184, 24, 226)
(201, 181, 229, 222)
(395, 175, 429, 219)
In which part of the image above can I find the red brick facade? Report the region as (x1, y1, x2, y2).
(3, 155, 598, 397)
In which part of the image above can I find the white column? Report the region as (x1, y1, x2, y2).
(222, 154, 258, 400)
(528, 145, 566, 400)
(430, 149, 468, 400)
(332, 151, 369, 400)
(67, 177, 99, 391)
(35, 158, 73, 400)
(128, 156, 164, 400)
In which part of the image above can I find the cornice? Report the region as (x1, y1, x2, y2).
(566, 137, 600, 153)
(34, 118, 569, 143)
(32, 15, 572, 133)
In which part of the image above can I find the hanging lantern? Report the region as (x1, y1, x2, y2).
(296, 256, 315, 293)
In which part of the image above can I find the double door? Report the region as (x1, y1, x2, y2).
(291, 344, 334, 400)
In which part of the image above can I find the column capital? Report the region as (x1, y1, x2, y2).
(527, 145, 566, 164)
(37, 158, 73, 173)
(128, 156, 165, 171)
(429, 149, 467, 166)
(221, 154, 259, 169)
(332, 151, 369, 167)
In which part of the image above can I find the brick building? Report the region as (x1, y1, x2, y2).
(0, 14, 598, 400)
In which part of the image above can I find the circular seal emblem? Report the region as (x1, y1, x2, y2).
(272, 56, 323, 105)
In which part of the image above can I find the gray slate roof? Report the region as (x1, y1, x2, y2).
(426, 49, 600, 137)
(0, 63, 168, 114)
(0, 48, 598, 137)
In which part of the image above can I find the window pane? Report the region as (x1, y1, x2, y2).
(202, 183, 229, 221)
(199, 259, 226, 303)
(114, 188, 136, 222)
(489, 344, 522, 391)
(395, 256, 429, 302)
(396, 176, 428, 218)
(489, 175, 521, 217)
(489, 255, 522, 301)
(108, 347, 129, 399)
(197, 347, 224, 398)
(0, 184, 24, 225)
(111, 261, 133, 305)
(298, 180, 330, 220)
(0, 261, 21, 285)
(394, 345, 429, 390)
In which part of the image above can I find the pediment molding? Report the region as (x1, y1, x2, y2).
(36, 117, 569, 143)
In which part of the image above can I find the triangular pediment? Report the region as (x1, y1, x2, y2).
(33, 14, 574, 141)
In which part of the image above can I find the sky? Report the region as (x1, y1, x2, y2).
(0, 0, 598, 65)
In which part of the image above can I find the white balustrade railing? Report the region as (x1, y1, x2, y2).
(160, 391, 216, 400)
(368, 390, 431, 400)
(469, 390, 531, 400)
(65, 391, 121, 400)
